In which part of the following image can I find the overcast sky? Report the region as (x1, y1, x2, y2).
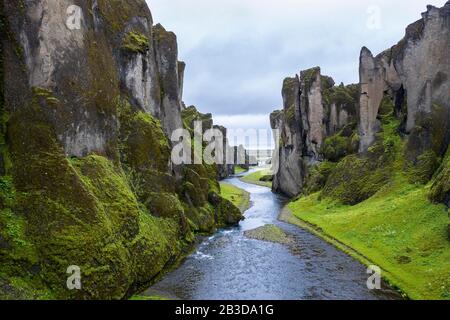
(147, 0, 445, 140)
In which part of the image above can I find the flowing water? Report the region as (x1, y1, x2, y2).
(145, 169, 400, 300)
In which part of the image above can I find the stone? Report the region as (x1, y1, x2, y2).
(358, 3, 450, 152)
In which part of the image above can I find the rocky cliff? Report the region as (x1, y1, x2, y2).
(0, 0, 242, 299)
(271, 2, 450, 234)
(271, 68, 358, 197)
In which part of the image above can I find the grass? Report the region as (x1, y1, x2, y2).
(234, 166, 248, 174)
(220, 182, 251, 213)
(240, 169, 272, 188)
(287, 175, 450, 300)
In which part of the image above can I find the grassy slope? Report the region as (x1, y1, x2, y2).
(234, 166, 248, 174)
(240, 169, 272, 188)
(220, 182, 251, 213)
(288, 176, 450, 300)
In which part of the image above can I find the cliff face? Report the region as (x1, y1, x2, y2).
(271, 2, 450, 235)
(271, 68, 357, 197)
(0, 0, 242, 299)
(359, 4, 450, 153)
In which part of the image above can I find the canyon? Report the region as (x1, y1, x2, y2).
(0, 0, 449, 300)
(0, 0, 250, 299)
(271, 2, 449, 211)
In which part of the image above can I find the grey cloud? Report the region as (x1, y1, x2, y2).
(148, 0, 446, 124)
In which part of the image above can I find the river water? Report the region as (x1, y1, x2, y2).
(144, 169, 400, 300)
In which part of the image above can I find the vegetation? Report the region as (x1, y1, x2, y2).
(240, 169, 272, 188)
(288, 177, 449, 300)
(234, 166, 248, 174)
(287, 103, 450, 299)
(429, 147, 450, 206)
(122, 31, 150, 54)
(300, 67, 321, 93)
(220, 182, 250, 213)
(321, 111, 401, 205)
(304, 161, 336, 195)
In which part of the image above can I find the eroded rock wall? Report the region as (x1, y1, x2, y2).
(0, 0, 242, 299)
(271, 68, 357, 197)
(359, 3, 450, 153)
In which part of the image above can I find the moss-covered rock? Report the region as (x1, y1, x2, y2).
(304, 161, 336, 195)
(323, 83, 359, 116)
(321, 122, 358, 162)
(405, 104, 450, 184)
(122, 31, 150, 54)
(0, 99, 183, 299)
(214, 194, 243, 227)
(429, 147, 450, 207)
(181, 105, 213, 135)
(321, 135, 351, 162)
(0, 0, 243, 299)
(322, 116, 401, 205)
(259, 175, 274, 182)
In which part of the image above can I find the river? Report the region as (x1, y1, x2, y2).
(144, 168, 400, 300)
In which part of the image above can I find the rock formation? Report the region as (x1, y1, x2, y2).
(271, 68, 357, 197)
(357, 2, 449, 193)
(359, 3, 450, 153)
(271, 2, 450, 235)
(214, 125, 236, 179)
(0, 0, 243, 299)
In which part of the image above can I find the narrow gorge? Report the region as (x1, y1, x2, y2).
(0, 0, 250, 299)
(271, 2, 449, 299)
(0, 0, 449, 301)
(271, 1, 449, 221)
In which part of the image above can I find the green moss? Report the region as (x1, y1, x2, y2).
(405, 104, 450, 184)
(323, 83, 359, 115)
(378, 95, 395, 117)
(300, 67, 320, 93)
(304, 161, 336, 195)
(406, 150, 441, 184)
(179, 105, 243, 232)
(321, 122, 358, 163)
(321, 135, 350, 162)
(96, 0, 149, 32)
(143, 192, 184, 219)
(429, 147, 450, 207)
(122, 31, 150, 54)
(84, 31, 120, 117)
(322, 116, 401, 205)
(181, 105, 213, 136)
(285, 104, 296, 124)
(214, 195, 243, 227)
(0, 94, 184, 299)
(220, 182, 250, 213)
(234, 166, 248, 174)
(119, 104, 170, 174)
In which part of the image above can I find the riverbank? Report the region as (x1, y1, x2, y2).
(240, 169, 272, 188)
(220, 182, 251, 213)
(144, 174, 397, 300)
(283, 177, 450, 300)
